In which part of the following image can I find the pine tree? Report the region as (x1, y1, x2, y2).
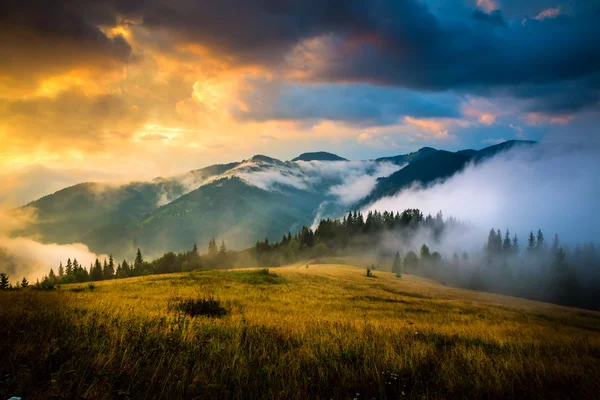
(192, 243, 199, 255)
(58, 262, 65, 278)
(72, 258, 79, 273)
(536, 229, 545, 251)
(91, 259, 103, 281)
(404, 251, 419, 271)
(420, 244, 431, 260)
(122, 259, 130, 275)
(392, 251, 402, 275)
(527, 231, 536, 251)
(503, 229, 512, 253)
(21, 277, 29, 288)
(219, 240, 227, 256)
(0, 273, 9, 290)
(551, 234, 560, 255)
(208, 239, 217, 257)
(134, 249, 144, 274)
(104, 254, 115, 279)
(48, 268, 57, 283)
(66, 258, 73, 275)
(512, 234, 519, 255)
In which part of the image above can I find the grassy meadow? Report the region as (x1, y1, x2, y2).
(2, 263, 600, 399)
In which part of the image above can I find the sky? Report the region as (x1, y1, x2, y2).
(1, 0, 600, 205)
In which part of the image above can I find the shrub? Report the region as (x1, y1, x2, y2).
(170, 296, 228, 318)
(366, 267, 374, 278)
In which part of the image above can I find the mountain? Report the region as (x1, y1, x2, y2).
(357, 151, 472, 207)
(17, 140, 536, 258)
(375, 146, 438, 165)
(356, 140, 537, 208)
(291, 152, 347, 162)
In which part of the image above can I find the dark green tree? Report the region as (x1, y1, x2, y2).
(392, 251, 402, 275)
(527, 231, 536, 251)
(420, 244, 431, 260)
(536, 229, 545, 251)
(66, 258, 73, 275)
(91, 259, 103, 281)
(0, 273, 9, 290)
(134, 248, 144, 274)
(21, 277, 29, 288)
(404, 251, 419, 271)
(503, 230, 512, 253)
(58, 262, 65, 278)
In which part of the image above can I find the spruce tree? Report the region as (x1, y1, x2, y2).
(0, 273, 9, 290)
(66, 258, 73, 275)
(392, 251, 402, 275)
(536, 230, 545, 251)
(134, 249, 144, 274)
(527, 231, 536, 251)
(21, 277, 29, 288)
(551, 234, 560, 255)
(512, 234, 519, 255)
(58, 262, 65, 278)
(503, 230, 512, 253)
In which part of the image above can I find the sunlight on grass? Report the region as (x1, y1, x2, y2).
(2, 264, 599, 399)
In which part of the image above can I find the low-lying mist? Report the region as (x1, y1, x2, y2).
(365, 143, 600, 248)
(0, 208, 107, 281)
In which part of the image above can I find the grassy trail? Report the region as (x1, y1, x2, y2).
(2, 264, 600, 399)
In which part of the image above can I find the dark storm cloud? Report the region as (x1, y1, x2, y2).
(107, 0, 600, 113)
(0, 1, 133, 82)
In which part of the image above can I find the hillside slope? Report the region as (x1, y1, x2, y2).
(2, 263, 599, 399)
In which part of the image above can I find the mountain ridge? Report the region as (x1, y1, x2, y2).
(17, 140, 537, 258)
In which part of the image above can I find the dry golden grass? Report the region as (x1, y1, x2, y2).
(2, 263, 600, 399)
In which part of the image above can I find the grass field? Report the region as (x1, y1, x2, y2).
(2, 263, 600, 399)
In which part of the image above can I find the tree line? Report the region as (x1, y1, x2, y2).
(1, 208, 598, 310)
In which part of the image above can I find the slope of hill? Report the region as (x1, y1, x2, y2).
(2, 263, 598, 399)
(357, 150, 472, 208)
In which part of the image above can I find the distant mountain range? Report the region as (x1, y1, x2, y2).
(17, 140, 536, 258)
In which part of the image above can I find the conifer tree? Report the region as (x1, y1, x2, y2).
(208, 239, 217, 257)
(134, 248, 144, 274)
(66, 258, 73, 275)
(58, 262, 65, 278)
(512, 234, 519, 255)
(527, 231, 536, 251)
(48, 268, 56, 283)
(536, 230, 545, 251)
(551, 234, 560, 255)
(21, 277, 29, 288)
(0, 273, 9, 290)
(420, 244, 431, 260)
(503, 230, 512, 253)
(392, 251, 402, 275)
(72, 258, 79, 273)
(91, 259, 103, 281)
